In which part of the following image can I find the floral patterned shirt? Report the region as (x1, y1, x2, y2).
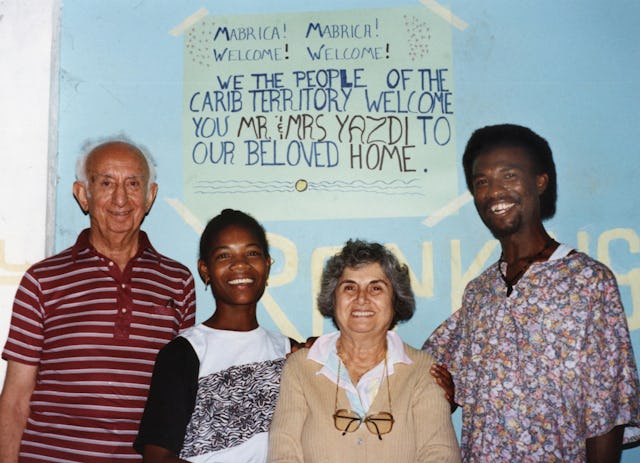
(423, 247, 640, 462)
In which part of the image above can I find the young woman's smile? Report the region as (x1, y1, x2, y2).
(199, 225, 270, 310)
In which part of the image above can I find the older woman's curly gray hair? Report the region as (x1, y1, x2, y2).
(317, 239, 415, 330)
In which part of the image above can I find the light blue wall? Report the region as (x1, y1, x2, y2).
(55, 1, 640, 459)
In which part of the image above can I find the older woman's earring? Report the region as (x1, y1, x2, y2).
(204, 279, 210, 290)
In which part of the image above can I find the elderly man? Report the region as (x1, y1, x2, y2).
(0, 140, 196, 462)
(424, 124, 640, 463)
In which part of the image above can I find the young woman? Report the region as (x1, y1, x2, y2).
(135, 209, 294, 463)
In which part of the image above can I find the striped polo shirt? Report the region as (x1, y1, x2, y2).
(2, 229, 196, 462)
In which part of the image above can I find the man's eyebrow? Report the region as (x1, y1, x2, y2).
(91, 173, 145, 179)
(473, 164, 521, 177)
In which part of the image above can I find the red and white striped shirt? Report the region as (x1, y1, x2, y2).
(3, 229, 196, 462)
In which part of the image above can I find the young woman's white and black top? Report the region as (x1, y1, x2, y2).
(135, 324, 290, 463)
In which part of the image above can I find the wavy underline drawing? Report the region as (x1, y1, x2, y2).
(192, 178, 425, 196)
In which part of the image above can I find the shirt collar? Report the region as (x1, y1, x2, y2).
(71, 228, 158, 263)
(308, 330, 412, 383)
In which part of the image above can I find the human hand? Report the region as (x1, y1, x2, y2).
(303, 336, 318, 348)
(286, 336, 318, 358)
(430, 363, 458, 412)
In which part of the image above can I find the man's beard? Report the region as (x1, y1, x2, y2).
(481, 213, 522, 240)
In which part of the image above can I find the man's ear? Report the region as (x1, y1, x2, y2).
(536, 173, 549, 195)
(145, 182, 158, 214)
(73, 181, 89, 214)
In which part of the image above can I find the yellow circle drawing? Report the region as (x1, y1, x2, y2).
(295, 179, 308, 192)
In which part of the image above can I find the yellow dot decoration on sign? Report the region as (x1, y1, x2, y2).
(295, 179, 308, 192)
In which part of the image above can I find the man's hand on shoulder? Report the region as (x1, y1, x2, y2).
(430, 363, 458, 413)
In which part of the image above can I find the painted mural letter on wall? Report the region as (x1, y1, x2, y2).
(183, 7, 456, 221)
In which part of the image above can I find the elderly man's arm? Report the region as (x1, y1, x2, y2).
(0, 361, 38, 463)
(586, 425, 623, 463)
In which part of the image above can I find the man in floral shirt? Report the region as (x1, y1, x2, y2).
(423, 124, 640, 462)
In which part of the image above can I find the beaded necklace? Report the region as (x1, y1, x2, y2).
(498, 239, 556, 296)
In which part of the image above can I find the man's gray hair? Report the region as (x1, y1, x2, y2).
(75, 135, 157, 188)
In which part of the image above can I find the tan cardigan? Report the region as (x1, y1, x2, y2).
(268, 343, 461, 463)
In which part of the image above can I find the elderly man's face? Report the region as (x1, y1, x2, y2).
(74, 142, 158, 242)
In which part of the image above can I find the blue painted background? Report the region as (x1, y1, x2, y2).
(54, 1, 640, 459)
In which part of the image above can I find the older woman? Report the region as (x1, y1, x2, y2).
(268, 240, 461, 462)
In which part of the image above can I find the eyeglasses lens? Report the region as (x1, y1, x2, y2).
(365, 412, 394, 437)
(334, 409, 362, 434)
(334, 410, 394, 439)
